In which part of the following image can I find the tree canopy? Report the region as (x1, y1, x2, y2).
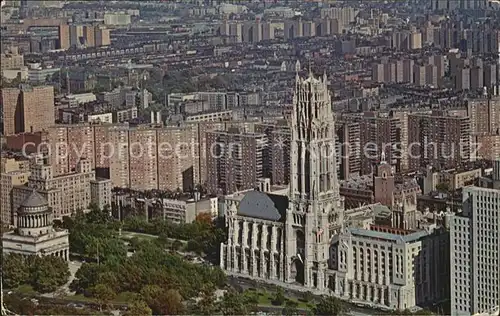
(70, 233, 226, 313)
(314, 296, 345, 316)
(3, 253, 69, 293)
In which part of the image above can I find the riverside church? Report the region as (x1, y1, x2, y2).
(220, 68, 450, 311)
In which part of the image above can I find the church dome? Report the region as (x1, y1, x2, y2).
(16, 190, 53, 237)
(19, 190, 48, 214)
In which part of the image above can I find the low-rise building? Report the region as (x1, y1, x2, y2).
(329, 224, 450, 310)
(422, 166, 482, 194)
(2, 190, 69, 260)
(112, 189, 218, 224)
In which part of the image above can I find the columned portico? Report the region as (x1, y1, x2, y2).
(2, 190, 70, 261)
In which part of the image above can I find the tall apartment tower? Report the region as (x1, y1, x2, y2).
(493, 159, 500, 191)
(206, 128, 266, 195)
(336, 120, 361, 179)
(359, 113, 401, 175)
(408, 111, 471, 170)
(467, 96, 500, 135)
(1, 85, 54, 135)
(286, 70, 345, 289)
(449, 186, 500, 315)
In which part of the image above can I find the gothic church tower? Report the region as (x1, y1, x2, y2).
(285, 68, 345, 290)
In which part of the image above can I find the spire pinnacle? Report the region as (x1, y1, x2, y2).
(381, 150, 386, 163)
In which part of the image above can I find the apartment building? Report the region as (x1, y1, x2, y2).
(90, 178, 112, 210)
(0, 161, 30, 225)
(206, 128, 266, 195)
(408, 111, 471, 170)
(1, 85, 54, 136)
(157, 125, 199, 192)
(336, 121, 361, 180)
(68, 24, 110, 48)
(0, 47, 24, 70)
(11, 158, 95, 219)
(422, 167, 482, 194)
(467, 96, 500, 135)
(449, 186, 500, 315)
(357, 113, 401, 175)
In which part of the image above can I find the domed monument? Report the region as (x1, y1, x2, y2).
(2, 190, 69, 260)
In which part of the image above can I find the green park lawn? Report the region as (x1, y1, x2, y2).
(251, 289, 314, 309)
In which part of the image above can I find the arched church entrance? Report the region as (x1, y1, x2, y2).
(290, 258, 304, 285)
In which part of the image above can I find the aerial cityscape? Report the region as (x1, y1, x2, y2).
(0, 0, 499, 315)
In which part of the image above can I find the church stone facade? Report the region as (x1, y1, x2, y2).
(220, 71, 345, 290)
(220, 71, 450, 311)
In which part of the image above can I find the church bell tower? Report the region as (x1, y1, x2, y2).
(285, 67, 345, 290)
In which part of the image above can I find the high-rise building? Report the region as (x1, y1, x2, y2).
(408, 111, 471, 170)
(358, 113, 401, 175)
(456, 67, 471, 91)
(206, 128, 266, 195)
(11, 158, 95, 219)
(1, 85, 54, 136)
(467, 96, 500, 135)
(336, 120, 361, 179)
(449, 186, 500, 315)
(157, 125, 199, 192)
(95, 26, 110, 46)
(0, 161, 30, 225)
(128, 128, 158, 191)
(83, 25, 95, 47)
(58, 24, 70, 49)
(413, 64, 426, 86)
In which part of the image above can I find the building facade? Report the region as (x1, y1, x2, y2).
(449, 186, 500, 316)
(220, 70, 451, 311)
(12, 158, 95, 219)
(221, 71, 346, 290)
(1, 85, 54, 135)
(2, 190, 69, 260)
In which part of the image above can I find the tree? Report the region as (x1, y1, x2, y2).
(91, 283, 116, 311)
(186, 239, 203, 254)
(314, 296, 344, 316)
(194, 284, 217, 315)
(70, 263, 103, 294)
(218, 290, 249, 315)
(30, 256, 70, 293)
(164, 289, 184, 315)
(303, 291, 314, 302)
(273, 287, 286, 306)
(171, 239, 184, 252)
(282, 300, 300, 316)
(3, 253, 30, 288)
(141, 285, 184, 315)
(125, 300, 152, 316)
(435, 182, 450, 192)
(195, 212, 213, 225)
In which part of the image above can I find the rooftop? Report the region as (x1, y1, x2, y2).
(347, 226, 431, 243)
(20, 190, 48, 208)
(237, 191, 288, 222)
